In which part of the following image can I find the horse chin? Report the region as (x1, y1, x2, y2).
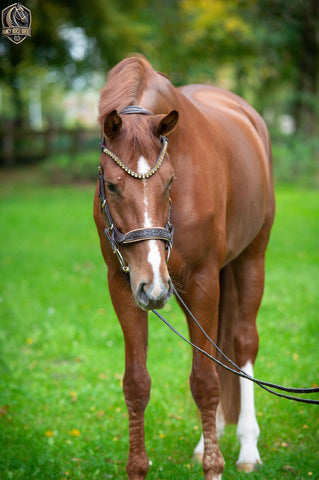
(135, 294, 169, 312)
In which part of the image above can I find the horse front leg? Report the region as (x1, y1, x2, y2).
(108, 271, 151, 480)
(180, 271, 225, 480)
(191, 360, 224, 480)
(123, 345, 151, 480)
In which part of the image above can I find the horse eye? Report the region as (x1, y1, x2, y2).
(106, 182, 118, 193)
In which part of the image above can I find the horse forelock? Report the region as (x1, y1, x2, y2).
(98, 56, 175, 125)
(110, 117, 161, 167)
(98, 56, 153, 124)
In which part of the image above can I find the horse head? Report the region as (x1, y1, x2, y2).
(98, 108, 179, 311)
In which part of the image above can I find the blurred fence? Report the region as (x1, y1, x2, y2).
(0, 125, 99, 166)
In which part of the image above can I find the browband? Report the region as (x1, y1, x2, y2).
(100, 136, 168, 180)
(119, 105, 153, 116)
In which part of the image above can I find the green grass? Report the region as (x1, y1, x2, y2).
(0, 175, 318, 480)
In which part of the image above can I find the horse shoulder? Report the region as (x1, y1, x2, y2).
(177, 84, 273, 262)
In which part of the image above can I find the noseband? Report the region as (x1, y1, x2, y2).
(98, 106, 174, 275)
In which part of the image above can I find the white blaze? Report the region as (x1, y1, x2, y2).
(137, 156, 163, 299)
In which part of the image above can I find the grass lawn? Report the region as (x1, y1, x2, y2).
(0, 172, 318, 479)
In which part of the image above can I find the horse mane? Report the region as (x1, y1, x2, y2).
(98, 55, 153, 125)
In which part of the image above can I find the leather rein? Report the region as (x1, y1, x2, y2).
(97, 106, 319, 406)
(98, 106, 174, 275)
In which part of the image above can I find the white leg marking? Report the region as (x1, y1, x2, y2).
(138, 156, 164, 300)
(236, 361, 261, 470)
(216, 402, 226, 439)
(194, 433, 204, 458)
(194, 403, 225, 461)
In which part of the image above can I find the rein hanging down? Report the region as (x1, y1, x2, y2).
(152, 291, 319, 406)
(97, 105, 319, 407)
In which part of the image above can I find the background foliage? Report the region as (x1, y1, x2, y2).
(0, 0, 318, 183)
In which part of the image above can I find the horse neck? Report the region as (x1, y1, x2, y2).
(138, 72, 182, 115)
(140, 72, 200, 135)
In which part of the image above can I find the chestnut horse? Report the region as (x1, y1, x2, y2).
(94, 56, 275, 480)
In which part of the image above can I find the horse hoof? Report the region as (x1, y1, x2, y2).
(204, 474, 222, 480)
(193, 452, 203, 463)
(237, 462, 259, 472)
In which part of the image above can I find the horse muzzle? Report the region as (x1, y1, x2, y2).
(134, 276, 173, 311)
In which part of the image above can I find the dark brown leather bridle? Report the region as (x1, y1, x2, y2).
(98, 106, 174, 274)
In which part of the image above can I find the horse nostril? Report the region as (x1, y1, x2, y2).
(136, 282, 149, 307)
(135, 277, 173, 311)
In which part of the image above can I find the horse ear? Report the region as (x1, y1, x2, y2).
(155, 110, 179, 136)
(104, 110, 122, 138)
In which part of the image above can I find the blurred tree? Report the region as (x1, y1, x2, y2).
(0, 0, 152, 126)
(181, 0, 319, 135)
(1, 0, 318, 136)
(243, 0, 319, 135)
(179, 1, 255, 90)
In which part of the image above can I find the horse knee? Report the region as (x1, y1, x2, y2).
(123, 366, 151, 413)
(190, 367, 220, 411)
(234, 325, 259, 366)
